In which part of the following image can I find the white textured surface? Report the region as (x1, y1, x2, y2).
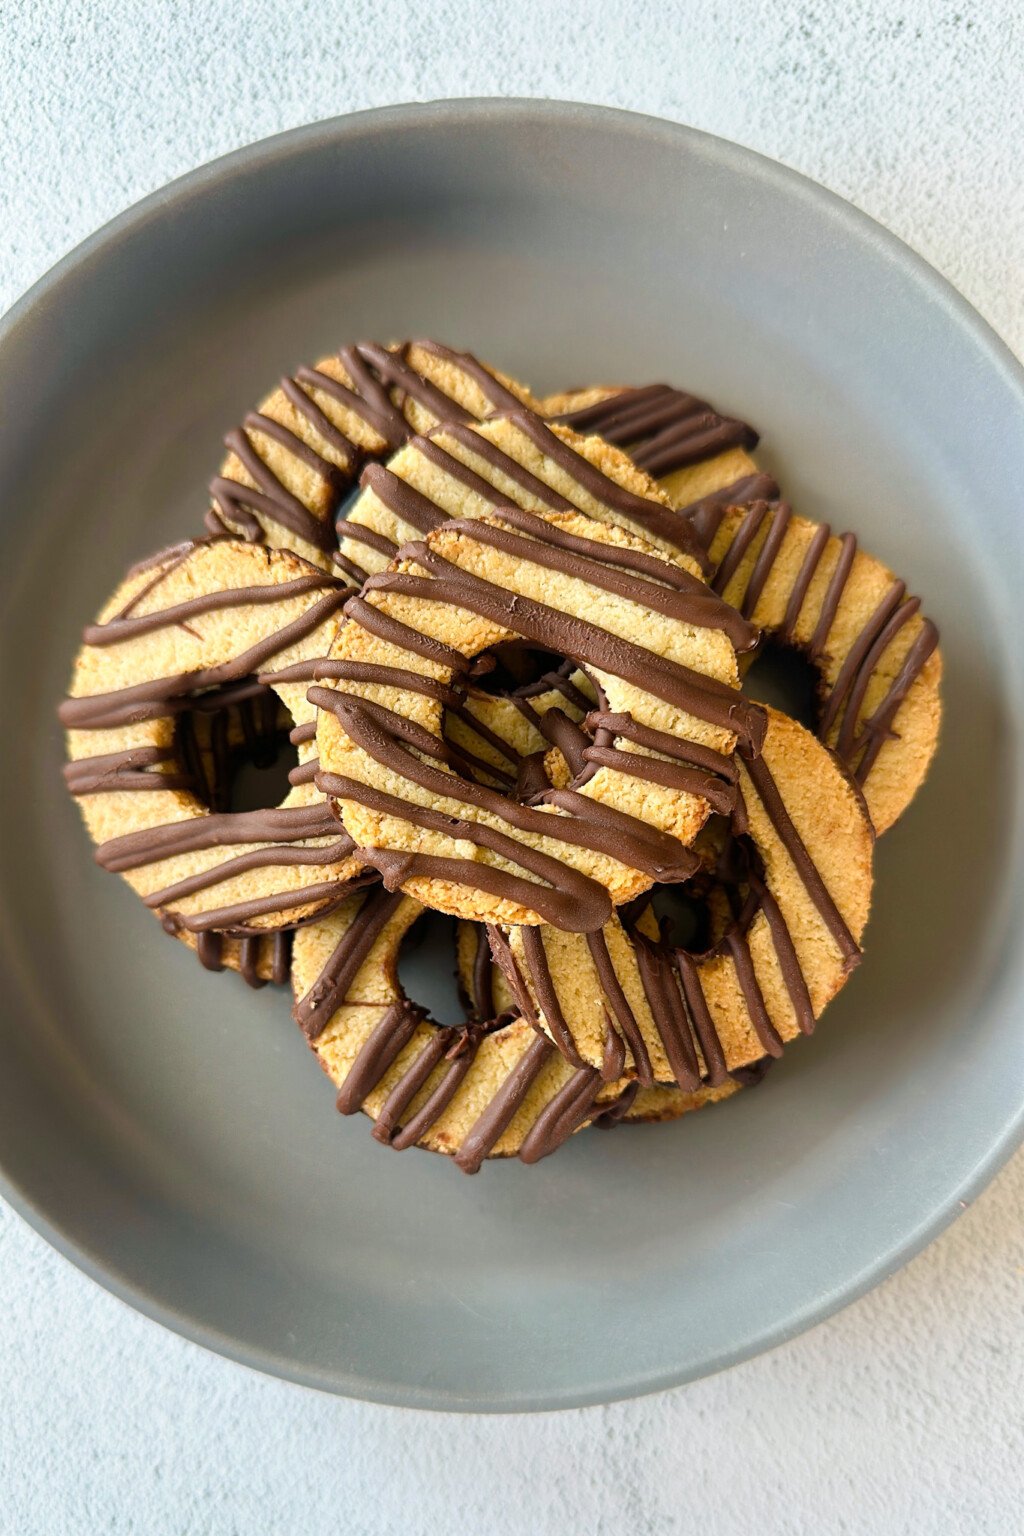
(2, 2, 1022, 1531)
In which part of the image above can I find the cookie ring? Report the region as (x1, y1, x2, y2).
(61, 539, 364, 937)
(548, 385, 941, 832)
(291, 888, 626, 1173)
(490, 707, 873, 1086)
(315, 428, 765, 928)
(208, 340, 541, 571)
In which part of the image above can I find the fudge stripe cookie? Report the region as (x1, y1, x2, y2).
(546, 384, 941, 833)
(61, 539, 365, 936)
(492, 707, 873, 1086)
(697, 500, 941, 832)
(291, 889, 627, 1172)
(315, 491, 765, 928)
(208, 340, 541, 570)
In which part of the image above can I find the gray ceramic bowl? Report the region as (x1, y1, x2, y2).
(0, 101, 1022, 1411)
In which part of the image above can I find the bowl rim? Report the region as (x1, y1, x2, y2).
(2, 97, 1023, 1412)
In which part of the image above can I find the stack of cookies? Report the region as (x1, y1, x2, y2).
(61, 341, 942, 1173)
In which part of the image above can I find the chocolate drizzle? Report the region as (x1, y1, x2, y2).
(467, 925, 495, 1020)
(359, 540, 763, 745)
(454, 1034, 556, 1174)
(63, 746, 193, 797)
(60, 586, 350, 732)
(295, 886, 404, 1039)
(500, 409, 713, 568)
(316, 694, 702, 926)
(517, 1065, 603, 1165)
(189, 925, 295, 990)
(740, 752, 860, 969)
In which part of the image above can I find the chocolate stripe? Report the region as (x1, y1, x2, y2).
(520, 929, 587, 1067)
(780, 522, 831, 641)
(454, 1034, 553, 1174)
(819, 580, 907, 737)
(335, 1002, 425, 1113)
(295, 888, 406, 1038)
(807, 532, 857, 660)
(140, 841, 352, 909)
(726, 931, 785, 1057)
(518, 1068, 602, 1164)
(634, 937, 702, 1091)
(585, 929, 654, 1086)
(388, 1029, 485, 1150)
(742, 752, 861, 968)
(95, 803, 344, 872)
(371, 1028, 456, 1143)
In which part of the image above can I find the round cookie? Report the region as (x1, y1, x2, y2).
(490, 706, 873, 1086)
(545, 385, 941, 833)
(692, 499, 941, 835)
(313, 445, 765, 928)
(61, 539, 365, 938)
(208, 340, 541, 571)
(291, 888, 629, 1172)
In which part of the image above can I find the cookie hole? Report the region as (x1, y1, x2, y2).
(398, 910, 465, 1027)
(225, 736, 300, 814)
(175, 681, 298, 814)
(646, 886, 714, 951)
(472, 642, 566, 696)
(635, 834, 763, 955)
(741, 641, 817, 730)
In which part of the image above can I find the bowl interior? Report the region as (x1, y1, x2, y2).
(0, 103, 1022, 1409)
